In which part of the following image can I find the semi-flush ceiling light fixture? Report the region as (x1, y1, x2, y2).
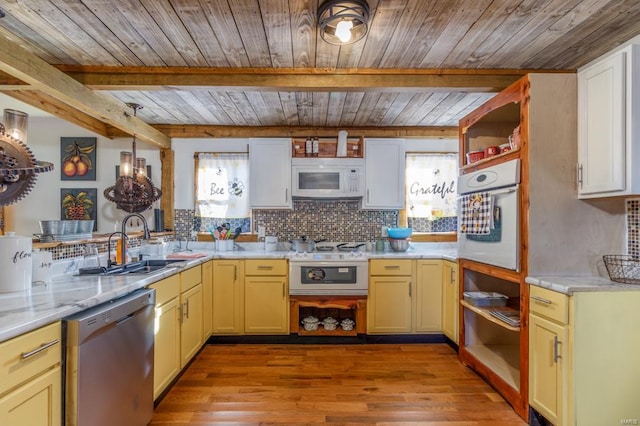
(103, 103, 161, 213)
(318, 0, 370, 45)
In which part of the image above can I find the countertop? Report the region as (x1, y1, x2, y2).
(0, 242, 457, 343)
(526, 275, 640, 295)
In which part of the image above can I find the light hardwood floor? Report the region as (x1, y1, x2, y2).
(151, 343, 528, 425)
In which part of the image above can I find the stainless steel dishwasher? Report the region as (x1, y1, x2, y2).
(64, 288, 156, 426)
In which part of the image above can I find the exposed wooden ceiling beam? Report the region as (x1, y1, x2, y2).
(106, 124, 458, 139)
(0, 70, 29, 89)
(54, 65, 565, 93)
(0, 36, 170, 148)
(2, 90, 110, 137)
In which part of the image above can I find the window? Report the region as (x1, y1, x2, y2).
(405, 153, 457, 233)
(194, 153, 251, 233)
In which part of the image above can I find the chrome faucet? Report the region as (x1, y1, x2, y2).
(120, 213, 151, 266)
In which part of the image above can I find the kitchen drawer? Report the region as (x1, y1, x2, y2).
(180, 264, 202, 292)
(245, 259, 287, 276)
(0, 322, 61, 395)
(530, 285, 569, 324)
(370, 259, 412, 276)
(149, 274, 180, 305)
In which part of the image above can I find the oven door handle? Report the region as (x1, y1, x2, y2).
(458, 185, 519, 198)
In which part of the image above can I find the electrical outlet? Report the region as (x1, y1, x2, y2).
(381, 226, 388, 237)
(258, 226, 266, 239)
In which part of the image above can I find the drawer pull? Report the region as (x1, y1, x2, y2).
(21, 339, 59, 360)
(257, 266, 273, 270)
(553, 335, 562, 363)
(531, 295, 553, 305)
(384, 265, 400, 270)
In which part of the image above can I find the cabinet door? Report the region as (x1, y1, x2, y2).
(578, 49, 626, 196)
(0, 366, 61, 426)
(152, 296, 181, 399)
(363, 138, 405, 209)
(367, 276, 412, 333)
(441, 260, 458, 343)
(202, 261, 213, 340)
(180, 284, 203, 367)
(529, 314, 568, 426)
(415, 260, 443, 333)
(244, 277, 289, 334)
(249, 138, 292, 208)
(212, 260, 244, 334)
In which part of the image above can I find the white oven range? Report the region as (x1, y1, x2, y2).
(288, 251, 368, 296)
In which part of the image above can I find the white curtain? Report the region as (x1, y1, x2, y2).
(195, 153, 249, 218)
(406, 153, 457, 219)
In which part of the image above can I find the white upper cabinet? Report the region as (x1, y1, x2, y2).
(249, 138, 292, 208)
(578, 44, 640, 198)
(362, 138, 406, 209)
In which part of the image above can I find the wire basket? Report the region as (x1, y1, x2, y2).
(603, 255, 640, 284)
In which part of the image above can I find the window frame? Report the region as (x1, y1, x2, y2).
(193, 151, 256, 241)
(400, 150, 457, 242)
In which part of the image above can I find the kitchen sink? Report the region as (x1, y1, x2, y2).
(78, 259, 187, 276)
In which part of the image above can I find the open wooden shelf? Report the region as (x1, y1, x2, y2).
(460, 146, 521, 172)
(297, 326, 358, 337)
(460, 300, 520, 332)
(291, 136, 363, 158)
(290, 296, 367, 335)
(464, 343, 520, 391)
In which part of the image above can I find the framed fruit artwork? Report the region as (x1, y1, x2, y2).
(60, 137, 96, 180)
(60, 188, 97, 231)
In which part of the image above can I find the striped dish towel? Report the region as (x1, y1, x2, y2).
(459, 192, 493, 234)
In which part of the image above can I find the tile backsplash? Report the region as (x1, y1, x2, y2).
(178, 200, 398, 242)
(40, 198, 640, 261)
(627, 198, 639, 258)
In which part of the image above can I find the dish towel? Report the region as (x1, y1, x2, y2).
(459, 192, 493, 234)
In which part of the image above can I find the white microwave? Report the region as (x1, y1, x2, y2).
(291, 158, 365, 199)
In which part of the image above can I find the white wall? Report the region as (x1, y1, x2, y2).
(5, 116, 161, 235)
(172, 137, 458, 209)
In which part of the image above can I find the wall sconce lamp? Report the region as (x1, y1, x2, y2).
(3, 109, 28, 142)
(103, 103, 162, 213)
(318, 0, 370, 45)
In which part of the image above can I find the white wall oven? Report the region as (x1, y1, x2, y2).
(289, 252, 368, 295)
(457, 159, 521, 271)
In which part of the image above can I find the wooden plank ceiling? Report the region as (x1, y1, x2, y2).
(0, 0, 639, 143)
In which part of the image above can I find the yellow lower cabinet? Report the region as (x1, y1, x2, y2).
(212, 260, 244, 334)
(180, 283, 203, 367)
(149, 275, 181, 400)
(0, 322, 62, 426)
(415, 260, 443, 333)
(244, 259, 289, 334)
(0, 366, 61, 426)
(529, 313, 568, 426)
(368, 259, 413, 334)
(367, 274, 413, 334)
(441, 260, 458, 343)
(529, 286, 640, 426)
